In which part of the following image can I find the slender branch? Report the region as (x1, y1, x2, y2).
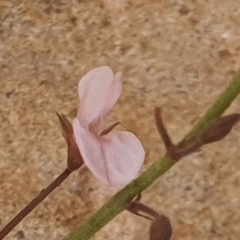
(184, 71, 240, 140)
(0, 168, 72, 240)
(64, 71, 240, 240)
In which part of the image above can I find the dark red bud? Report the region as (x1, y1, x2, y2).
(56, 113, 83, 171)
(126, 196, 172, 240)
(149, 215, 172, 240)
(201, 114, 240, 145)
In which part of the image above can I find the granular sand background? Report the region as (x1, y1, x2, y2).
(1, 0, 240, 239)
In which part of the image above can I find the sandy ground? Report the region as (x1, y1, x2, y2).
(1, 0, 240, 239)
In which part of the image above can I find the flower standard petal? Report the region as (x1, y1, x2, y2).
(77, 66, 122, 129)
(100, 72, 122, 117)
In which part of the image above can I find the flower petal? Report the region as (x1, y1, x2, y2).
(73, 118, 109, 183)
(73, 118, 145, 187)
(100, 130, 145, 187)
(100, 72, 122, 117)
(77, 66, 122, 130)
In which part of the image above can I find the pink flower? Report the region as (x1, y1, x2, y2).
(73, 66, 145, 187)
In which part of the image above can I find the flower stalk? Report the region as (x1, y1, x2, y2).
(0, 114, 83, 240)
(0, 168, 71, 240)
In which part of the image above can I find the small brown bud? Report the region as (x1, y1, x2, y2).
(201, 114, 240, 145)
(149, 215, 172, 240)
(126, 195, 172, 240)
(166, 113, 240, 161)
(56, 113, 83, 171)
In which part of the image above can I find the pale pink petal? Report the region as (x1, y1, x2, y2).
(73, 118, 145, 187)
(100, 130, 145, 187)
(101, 72, 122, 116)
(77, 66, 122, 129)
(89, 72, 122, 135)
(72, 118, 110, 184)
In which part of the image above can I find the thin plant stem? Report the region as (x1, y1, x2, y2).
(0, 168, 72, 240)
(184, 72, 240, 140)
(64, 71, 240, 240)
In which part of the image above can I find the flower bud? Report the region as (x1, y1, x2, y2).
(201, 114, 240, 145)
(56, 113, 83, 171)
(149, 214, 172, 240)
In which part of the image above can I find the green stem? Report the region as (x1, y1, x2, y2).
(185, 72, 240, 140)
(64, 72, 240, 240)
